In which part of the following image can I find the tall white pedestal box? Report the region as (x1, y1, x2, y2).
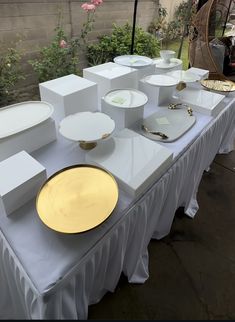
(0, 151, 47, 216)
(39, 74, 98, 123)
(139, 75, 178, 106)
(83, 62, 138, 107)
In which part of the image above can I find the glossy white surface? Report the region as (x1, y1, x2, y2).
(114, 55, 153, 69)
(186, 67, 209, 80)
(84, 62, 136, 79)
(167, 70, 200, 83)
(86, 128, 173, 197)
(39, 74, 98, 123)
(103, 89, 148, 109)
(160, 50, 176, 63)
(142, 107, 196, 142)
(0, 119, 56, 162)
(144, 74, 179, 87)
(0, 151, 46, 216)
(0, 101, 54, 139)
(59, 111, 115, 143)
(174, 88, 225, 116)
(153, 58, 182, 69)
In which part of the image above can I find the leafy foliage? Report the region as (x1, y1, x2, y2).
(0, 48, 24, 106)
(87, 23, 160, 66)
(29, 27, 80, 83)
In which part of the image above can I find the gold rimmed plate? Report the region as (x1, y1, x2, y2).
(36, 165, 119, 233)
(200, 79, 235, 92)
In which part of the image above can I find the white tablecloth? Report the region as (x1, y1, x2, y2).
(0, 96, 235, 319)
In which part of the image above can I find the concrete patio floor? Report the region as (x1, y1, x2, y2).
(88, 148, 235, 320)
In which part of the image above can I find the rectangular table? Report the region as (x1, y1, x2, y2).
(0, 95, 235, 320)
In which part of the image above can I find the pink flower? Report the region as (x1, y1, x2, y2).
(59, 39, 67, 48)
(91, 0, 103, 5)
(81, 3, 96, 11)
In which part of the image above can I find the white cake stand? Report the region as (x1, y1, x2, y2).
(114, 55, 153, 68)
(59, 111, 115, 150)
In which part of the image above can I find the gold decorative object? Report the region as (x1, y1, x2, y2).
(79, 141, 97, 150)
(168, 103, 193, 116)
(176, 81, 187, 91)
(200, 79, 235, 92)
(142, 125, 168, 139)
(36, 165, 119, 234)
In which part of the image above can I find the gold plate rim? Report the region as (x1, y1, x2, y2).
(36, 164, 119, 234)
(200, 79, 235, 92)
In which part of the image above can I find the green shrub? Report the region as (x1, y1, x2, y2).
(87, 23, 160, 66)
(0, 47, 24, 107)
(29, 27, 80, 83)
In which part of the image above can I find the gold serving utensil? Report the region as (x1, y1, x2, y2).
(142, 125, 168, 139)
(168, 103, 193, 116)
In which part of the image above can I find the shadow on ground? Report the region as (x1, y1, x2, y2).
(88, 150, 235, 320)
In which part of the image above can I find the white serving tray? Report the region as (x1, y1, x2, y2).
(86, 128, 173, 198)
(174, 87, 225, 117)
(0, 101, 54, 139)
(114, 55, 153, 68)
(141, 107, 196, 142)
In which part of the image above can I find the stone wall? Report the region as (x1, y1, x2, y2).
(0, 0, 159, 100)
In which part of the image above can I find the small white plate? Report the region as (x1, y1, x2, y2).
(0, 101, 54, 139)
(142, 107, 196, 142)
(144, 74, 179, 87)
(114, 55, 153, 69)
(103, 89, 148, 109)
(59, 111, 115, 143)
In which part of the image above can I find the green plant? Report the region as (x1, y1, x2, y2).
(165, 0, 197, 41)
(0, 47, 24, 107)
(30, 0, 103, 82)
(148, 5, 168, 38)
(87, 23, 160, 66)
(29, 27, 80, 83)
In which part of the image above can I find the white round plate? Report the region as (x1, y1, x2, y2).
(59, 112, 115, 143)
(0, 101, 54, 139)
(114, 55, 153, 68)
(166, 70, 200, 83)
(103, 89, 148, 109)
(153, 58, 182, 69)
(144, 74, 179, 87)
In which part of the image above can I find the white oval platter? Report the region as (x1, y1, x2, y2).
(103, 89, 148, 109)
(0, 101, 54, 139)
(59, 111, 115, 143)
(114, 55, 153, 69)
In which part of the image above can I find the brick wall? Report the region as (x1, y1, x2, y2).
(0, 0, 159, 99)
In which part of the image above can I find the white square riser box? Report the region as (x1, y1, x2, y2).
(39, 74, 98, 123)
(83, 63, 138, 107)
(0, 151, 47, 216)
(0, 118, 56, 162)
(139, 80, 176, 106)
(101, 100, 144, 130)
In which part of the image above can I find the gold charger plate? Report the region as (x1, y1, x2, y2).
(36, 165, 119, 233)
(200, 79, 235, 92)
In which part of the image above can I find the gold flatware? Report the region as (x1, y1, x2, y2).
(142, 125, 168, 139)
(168, 103, 193, 116)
